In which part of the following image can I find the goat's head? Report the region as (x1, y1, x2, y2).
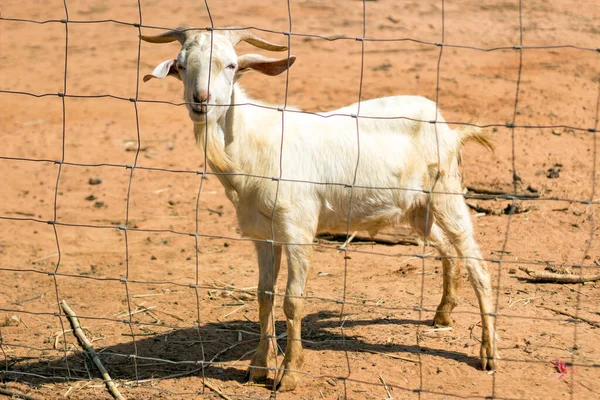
(142, 27, 295, 124)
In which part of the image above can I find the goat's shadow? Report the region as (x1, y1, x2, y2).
(6, 312, 481, 388)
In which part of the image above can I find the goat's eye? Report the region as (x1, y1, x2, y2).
(226, 64, 237, 70)
(176, 63, 186, 71)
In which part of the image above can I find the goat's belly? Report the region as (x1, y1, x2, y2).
(316, 203, 406, 236)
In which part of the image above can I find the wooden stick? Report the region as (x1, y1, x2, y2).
(317, 232, 419, 247)
(222, 304, 246, 319)
(421, 327, 453, 335)
(209, 338, 259, 364)
(519, 267, 600, 283)
(361, 349, 418, 363)
(338, 231, 358, 251)
(378, 374, 393, 399)
(540, 306, 600, 328)
(60, 300, 125, 400)
(466, 185, 540, 198)
(202, 379, 233, 400)
(0, 387, 40, 400)
(122, 367, 203, 385)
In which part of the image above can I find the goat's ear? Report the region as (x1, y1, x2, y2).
(236, 54, 296, 77)
(143, 59, 180, 82)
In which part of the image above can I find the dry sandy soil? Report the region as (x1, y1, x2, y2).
(1, 1, 599, 399)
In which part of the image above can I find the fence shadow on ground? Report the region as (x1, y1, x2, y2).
(6, 311, 480, 389)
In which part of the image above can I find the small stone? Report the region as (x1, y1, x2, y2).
(85, 195, 97, 201)
(526, 185, 538, 193)
(94, 201, 105, 208)
(88, 177, 103, 185)
(546, 168, 560, 179)
(508, 268, 517, 274)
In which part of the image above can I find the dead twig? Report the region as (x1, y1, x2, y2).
(152, 308, 185, 322)
(0, 387, 40, 400)
(317, 232, 419, 246)
(466, 185, 540, 198)
(540, 306, 600, 328)
(209, 338, 259, 364)
(212, 281, 257, 296)
(122, 367, 203, 386)
(115, 305, 157, 319)
(222, 304, 246, 319)
(338, 231, 358, 251)
(421, 327, 453, 335)
(519, 267, 600, 283)
(378, 374, 393, 399)
(60, 300, 125, 400)
(202, 379, 233, 400)
(11, 293, 45, 306)
(207, 207, 224, 216)
(361, 349, 418, 363)
(467, 202, 537, 216)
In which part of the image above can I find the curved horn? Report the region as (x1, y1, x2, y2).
(140, 26, 199, 45)
(224, 27, 288, 51)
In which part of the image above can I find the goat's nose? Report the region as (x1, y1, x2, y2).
(193, 91, 210, 104)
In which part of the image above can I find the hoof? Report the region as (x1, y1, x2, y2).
(433, 311, 453, 327)
(247, 365, 269, 383)
(480, 342, 497, 371)
(274, 368, 301, 392)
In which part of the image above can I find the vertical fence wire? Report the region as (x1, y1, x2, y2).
(337, 0, 369, 396)
(416, 1, 447, 397)
(491, 0, 524, 397)
(49, 0, 72, 381)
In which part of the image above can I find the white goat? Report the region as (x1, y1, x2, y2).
(142, 26, 497, 391)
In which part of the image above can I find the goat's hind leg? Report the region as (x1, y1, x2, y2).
(432, 194, 497, 370)
(247, 242, 282, 382)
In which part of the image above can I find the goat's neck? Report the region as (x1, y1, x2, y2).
(195, 84, 272, 207)
(193, 110, 241, 206)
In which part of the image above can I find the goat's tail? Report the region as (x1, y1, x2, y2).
(457, 124, 494, 152)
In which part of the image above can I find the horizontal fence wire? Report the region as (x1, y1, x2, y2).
(0, 0, 599, 399)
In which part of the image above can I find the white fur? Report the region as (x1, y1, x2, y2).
(143, 28, 498, 391)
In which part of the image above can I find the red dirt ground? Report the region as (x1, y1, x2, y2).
(1, 1, 599, 399)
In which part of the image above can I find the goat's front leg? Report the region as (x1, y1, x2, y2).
(429, 223, 461, 327)
(275, 243, 312, 391)
(247, 242, 282, 382)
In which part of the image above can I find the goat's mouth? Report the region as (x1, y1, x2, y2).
(189, 102, 208, 113)
(188, 105, 208, 122)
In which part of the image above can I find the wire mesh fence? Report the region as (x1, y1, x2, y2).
(1, 0, 599, 399)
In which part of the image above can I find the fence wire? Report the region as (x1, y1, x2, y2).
(1, 1, 599, 399)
